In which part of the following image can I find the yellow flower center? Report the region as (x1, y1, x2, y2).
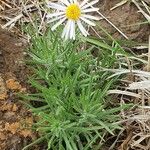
(66, 4, 81, 20)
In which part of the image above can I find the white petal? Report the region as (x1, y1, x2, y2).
(61, 20, 70, 40)
(80, 0, 88, 8)
(69, 0, 73, 4)
(82, 8, 99, 13)
(82, 14, 99, 20)
(47, 2, 66, 11)
(77, 20, 89, 37)
(80, 17, 96, 26)
(72, 21, 75, 40)
(62, 22, 68, 38)
(73, 0, 77, 3)
(70, 20, 75, 39)
(47, 15, 65, 23)
(60, 0, 70, 6)
(69, 21, 73, 39)
(51, 17, 66, 31)
(65, 20, 72, 40)
(46, 12, 65, 18)
(81, 0, 99, 9)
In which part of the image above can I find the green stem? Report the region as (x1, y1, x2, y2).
(22, 135, 48, 150)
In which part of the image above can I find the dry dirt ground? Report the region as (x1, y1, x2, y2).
(0, 28, 38, 150)
(0, 0, 149, 149)
(98, 0, 150, 42)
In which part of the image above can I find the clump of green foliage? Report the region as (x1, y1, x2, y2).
(22, 27, 127, 150)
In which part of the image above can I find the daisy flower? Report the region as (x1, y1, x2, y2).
(46, 0, 99, 40)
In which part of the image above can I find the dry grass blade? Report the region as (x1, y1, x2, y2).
(108, 89, 141, 98)
(1, 0, 12, 9)
(132, 0, 150, 23)
(105, 69, 150, 79)
(128, 81, 150, 90)
(95, 9, 129, 39)
(108, 35, 150, 149)
(119, 105, 150, 150)
(148, 35, 150, 71)
(110, 0, 150, 23)
(110, 0, 129, 10)
(1, 14, 23, 29)
(0, 0, 46, 30)
(0, 0, 129, 39)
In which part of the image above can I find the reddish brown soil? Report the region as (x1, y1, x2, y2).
(98, 0, 150, 42)
(0, 28, 38, 150)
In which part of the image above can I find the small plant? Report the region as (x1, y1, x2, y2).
(22, 27, 128, 150)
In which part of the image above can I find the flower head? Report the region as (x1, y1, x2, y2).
(47, 0, 99, 40)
